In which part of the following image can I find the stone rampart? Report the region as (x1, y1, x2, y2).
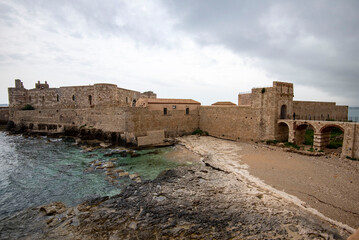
(10, 106, 198, 143)
(199, 106, 262, 141)
(126, 107, 199, 138)
(8, 81, 141, 110)
(293, 101, 348, 121)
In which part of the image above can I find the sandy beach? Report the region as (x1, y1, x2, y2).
(178, 135, 359, 230)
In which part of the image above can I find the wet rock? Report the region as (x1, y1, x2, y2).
(129, 173, 140, 180)
(102, 162, 115, 168)
(153, 195, 166, 202)
(93, 161, 102, 166)
(39, 202, 67, 216)
(129, 150, 140, 157)
(100, 142, 112, 148)
(118, 172, 129, 177)
(104, 150, 128, 157)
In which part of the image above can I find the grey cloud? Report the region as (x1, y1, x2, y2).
(163, 0, 359, 105)
(12, 0, 172, 46)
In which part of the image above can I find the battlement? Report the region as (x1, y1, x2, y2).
(35, 81, 49, 89)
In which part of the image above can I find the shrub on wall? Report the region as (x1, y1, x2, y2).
(22, 104, 34, 110)
(192, 129, 209, 136)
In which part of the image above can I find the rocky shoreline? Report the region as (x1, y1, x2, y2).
(0, 165, 353, 239)
(0, 134, 356, 239)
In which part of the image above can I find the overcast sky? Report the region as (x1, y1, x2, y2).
(0, 0, 358, 106)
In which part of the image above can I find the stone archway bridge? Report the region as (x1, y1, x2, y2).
(278, 120, 359, 158)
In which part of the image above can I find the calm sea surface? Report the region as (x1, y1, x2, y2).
(349, 107, 359, 121)
(0, 132, 180, 220)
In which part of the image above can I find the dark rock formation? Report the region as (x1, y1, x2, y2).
(0, 165, 351, 240)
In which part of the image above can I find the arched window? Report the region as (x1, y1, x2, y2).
(132, 99, 136, 107)
(280, 105, 287, 119)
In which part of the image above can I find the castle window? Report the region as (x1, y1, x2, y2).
(89, 95, 92, 105)
(132, 99, 136, 107)
(72, 95, 75, 101)
(280, 105, 287, 119)
(57, 95, 59, 102)
(172, 105, 176, 109)
(126, 97, 128, 104)
(186, 108, 189, 115)
(163, 108, 167, 115)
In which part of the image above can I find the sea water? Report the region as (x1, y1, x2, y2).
(0, 132, 181, 220)
(348, 107, 359, 122)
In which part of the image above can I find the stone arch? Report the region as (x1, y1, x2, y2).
(277, 122, 289, 142)
(280, 105, 287, 119)
(294, 123, 315, 145)
(320, 124, 345, 133)
(132, 99, 136, 107)
(318, 124, 345, 150)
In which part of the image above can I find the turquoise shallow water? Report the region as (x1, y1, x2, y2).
(0, 132, 180, 220)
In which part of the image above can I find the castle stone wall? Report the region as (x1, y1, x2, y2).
(199, 106, 262, 141)
(293, 101, 348, 121)
(8, 80, 141, 110)
(126, 107, 199, 138)
(238, 93, 252, 106)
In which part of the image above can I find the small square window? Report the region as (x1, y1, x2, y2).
(172, 105, 176, 109)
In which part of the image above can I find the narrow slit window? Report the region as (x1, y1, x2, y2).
(163, 108, 167, 115)
(186, 108, 189, 115)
